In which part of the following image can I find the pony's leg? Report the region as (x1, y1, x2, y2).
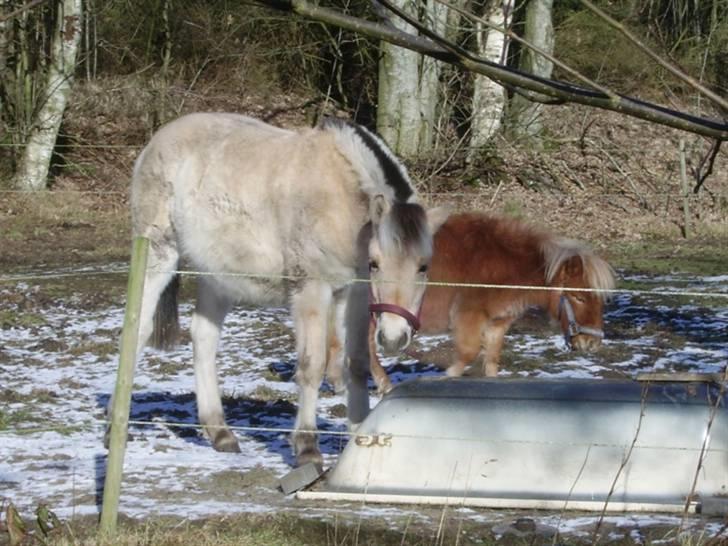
(191, 279, 238, 452)
(480, 318, 515, 377)
(447, 311, 484, 377)
(104, 244, 179, 445)
(292, 281, 333, 466)
(369, 324, 392, 394)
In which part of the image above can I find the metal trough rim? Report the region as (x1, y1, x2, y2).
(297, 490, 698, 514)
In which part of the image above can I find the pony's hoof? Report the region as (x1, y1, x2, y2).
(210, 429, 241, 453)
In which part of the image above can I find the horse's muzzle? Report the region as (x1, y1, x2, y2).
(375, 325, 412, 355)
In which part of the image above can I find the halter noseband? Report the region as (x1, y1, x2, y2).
(369, 287, 422, 332)
(558, 294, 603, 346)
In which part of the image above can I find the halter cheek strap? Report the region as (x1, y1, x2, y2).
(558, 294, 604, 346)
(369, 287, 422, 332)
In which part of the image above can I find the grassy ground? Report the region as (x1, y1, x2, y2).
(4, 510, 721, 546)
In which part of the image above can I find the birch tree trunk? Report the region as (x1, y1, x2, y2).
(508, 0, 554, 147)
(377, 0, 421, 158)
(0, 2, 8, 120)
(14, 0, 83, 191)
(417, 0, 450, 154)
(468, 0, 514, 161)
(377, 0, 456, 158)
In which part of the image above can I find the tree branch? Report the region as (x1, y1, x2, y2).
(578, 0, 728, 114)
(0, 0, 52, 23)
(438, 0, 620, 103)
(692, 140, 722, 194)
(251, 0, 728, 140)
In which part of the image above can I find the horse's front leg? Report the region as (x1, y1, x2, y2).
(292, 281, 333, 466)
(323, 292, 347, 394)
(192, 280, 238, 452)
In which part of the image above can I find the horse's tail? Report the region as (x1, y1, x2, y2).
(151, 274, 180, 350)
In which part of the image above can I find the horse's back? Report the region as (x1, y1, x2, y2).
(131, 113, 368, 303)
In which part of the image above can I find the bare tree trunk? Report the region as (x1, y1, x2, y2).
(377, 0, 421, 157)
(468, 0, 513, 161)
(377, 0, 458, 158)
(417, 0, 450, 154)
(508, 0, 554, 147)
(14, 0, 82, 191)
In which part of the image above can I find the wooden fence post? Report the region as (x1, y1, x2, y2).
(99, 237, 150, 535)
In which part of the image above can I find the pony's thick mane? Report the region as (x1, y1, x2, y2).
(542, 238, 616, 301)
(320, 118, 415, 204)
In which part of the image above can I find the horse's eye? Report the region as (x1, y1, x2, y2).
(369, 260, 379, 273)
(418, 264, 428, 274)
(573, 295, 586, 304)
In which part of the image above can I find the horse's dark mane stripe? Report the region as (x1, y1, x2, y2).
(321, 117, 414, 203)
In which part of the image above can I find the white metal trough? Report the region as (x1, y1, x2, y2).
(299, 377, 728, 513)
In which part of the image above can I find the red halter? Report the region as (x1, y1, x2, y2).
(369, 286, 422, 332)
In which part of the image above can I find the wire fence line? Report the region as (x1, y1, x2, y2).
(0, 187, 712, 199)
(1, 265, 726, 300)
(3, 416, 728, 456)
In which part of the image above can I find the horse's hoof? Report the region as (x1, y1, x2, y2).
(292, 431, 322, 466)
(210, 429, 241, 453)
(296, 447, 323, 467)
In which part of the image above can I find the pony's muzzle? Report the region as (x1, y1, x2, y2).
(570, 334, 602, 352)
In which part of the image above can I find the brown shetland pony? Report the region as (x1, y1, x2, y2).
(368, 212, 616, 393)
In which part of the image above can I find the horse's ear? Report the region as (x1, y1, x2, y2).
(370, 194, 390, 226)
(426, 206, 450, 234)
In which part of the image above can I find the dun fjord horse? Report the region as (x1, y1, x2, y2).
(116, 113, 447, 465)
(363, 212, 616, 394)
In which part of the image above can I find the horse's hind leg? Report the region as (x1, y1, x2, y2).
(191, 279, 238, 452)
(292, 281, 333, 466)
(105, 242, 179, 445)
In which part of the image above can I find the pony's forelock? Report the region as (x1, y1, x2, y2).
(543, 238, 616, 301)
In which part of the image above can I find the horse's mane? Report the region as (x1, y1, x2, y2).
(319, 117, 416, 204)
(542, 237, 616, 301)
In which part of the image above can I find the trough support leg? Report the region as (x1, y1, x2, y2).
(100, 237, 149, 536)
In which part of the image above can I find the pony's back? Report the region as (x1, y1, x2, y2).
(430, 213, 550, 286)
